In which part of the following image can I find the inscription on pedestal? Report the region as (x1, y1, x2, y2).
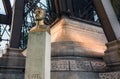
(27, 74, 41, 79)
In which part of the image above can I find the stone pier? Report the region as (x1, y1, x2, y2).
(24, 32, 51, 79)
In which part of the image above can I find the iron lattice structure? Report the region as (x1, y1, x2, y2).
(0, 0, 12, 48)
(0, 24, 10, 48)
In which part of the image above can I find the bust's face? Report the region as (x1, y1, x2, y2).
(35, 8, 46, 21)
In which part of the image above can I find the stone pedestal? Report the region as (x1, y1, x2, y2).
(25, 32, 51, 79)
(104, 40, 120, 68)
(0, 48, 25, 79)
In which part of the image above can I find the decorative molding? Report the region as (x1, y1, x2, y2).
(51, 59, 106, 71)
(99, 72, 120, 79)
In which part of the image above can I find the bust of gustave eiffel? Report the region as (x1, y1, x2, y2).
(30, 7, 49, 32)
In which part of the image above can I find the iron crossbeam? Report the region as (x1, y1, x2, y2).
(0, 14, 10, 24)
(2, 0, 12, 25)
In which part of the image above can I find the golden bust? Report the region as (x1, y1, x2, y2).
(30, 7, 49, 32)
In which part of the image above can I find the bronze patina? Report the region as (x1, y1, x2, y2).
(30, 7, 49, 32)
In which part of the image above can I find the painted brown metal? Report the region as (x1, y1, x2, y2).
(92, 0, 117, 41)
(2, 0, 12, 24)
(9, 0, 25, 48)
(0, 14, 10, 24)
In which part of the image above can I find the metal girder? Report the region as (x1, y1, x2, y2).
(92, 0, 117, 41)
(2, 0, 12, 16)
(9, 0, 25, 48)
(0, 14, 10, 24)
(2, 0, 12, 25)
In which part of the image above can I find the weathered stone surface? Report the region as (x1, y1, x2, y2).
(104, 40, 120, 66)
(99, 72, 120, 79)
(51, 41, 105, 58)
(91, 61, 106, 71)
(51, 58, 106, 72)
(51, 17, 107, 57)
(51, 72, 99, 79)
(0, 48, 25, 79)
(51, 60, 69, 71)
(69, 60, 92, 71)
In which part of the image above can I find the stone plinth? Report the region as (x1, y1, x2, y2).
(50, 17, 108, 79)
(0, 48, 25, 79)
(51, 42, 108, 79)
(25, 32, 51, 79)
(104, 40, 120, 67)
(51, 16, 107, 57)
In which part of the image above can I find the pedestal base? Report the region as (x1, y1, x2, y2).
(104, 40, 120, 68)
(0, 48, 25, 79)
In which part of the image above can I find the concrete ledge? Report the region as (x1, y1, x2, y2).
(51, 72, 99, 79)
(52, 41, 104, 58)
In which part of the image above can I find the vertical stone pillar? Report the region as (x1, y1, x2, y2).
(104, 40, 120, 67)
(25, 32, 51, 79)
(101, 0, 120, 67)
(93, 0, 120, 67)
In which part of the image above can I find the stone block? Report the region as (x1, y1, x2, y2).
(104, 40, 120, 66)
(51, 72, 99, 79)
(69, 60, 92, 71)
(91, 61, 106, 71)
(51, 60, 69, 71)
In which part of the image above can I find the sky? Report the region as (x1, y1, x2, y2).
(0, 0, 14, 14)
(0, 0, 6, 14)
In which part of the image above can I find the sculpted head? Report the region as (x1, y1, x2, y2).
(34, 7, 46, 21)
(30, 7, 49, 32)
